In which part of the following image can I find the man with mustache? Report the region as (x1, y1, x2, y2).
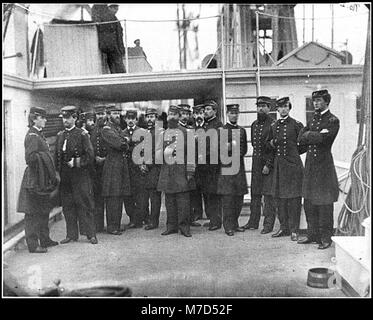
(217, 104, 248, 236)
(243, 96, 277, 234)
(157, 105, 196, 237)
(143, 107, 164, 230)
(202, 99, 223, 231)
(89, 105, 108, 233)
(190, 104, 207, 226)
(123, 110, 149, 229)
(55, 106, 98, 244)
(101, 105, 131, 235)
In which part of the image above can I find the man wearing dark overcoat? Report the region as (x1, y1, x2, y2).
(17, 107, 59, 253)
(243, 96, 277, 233)
(101, 105, 130, 235)
(55, 106, 98, 244)
(202, 100, 223, 230)
(92, 4, 125, 73)
(217, 104, 248, 236)
(123, 110, 149, 228)
(190, 104, 208, 226)
(90, 105, 108, 232)
(178, 104, 202, 227)
(143, 107, 164, 230)
(157, 105, 196, 237)
(269, 97, 306, 241)
(297, 89, 340, 249)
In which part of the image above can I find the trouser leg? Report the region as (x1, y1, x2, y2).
(106, 196, 123, 233)
(202, 193, 210, 219)
(165, 193, 178, 231)
(149, 189, 162, 227)
(123, 195, 136, 224)
(176, 192, 191, 234)
(107, 51, 125, 73)
(262, 195, 276, 231)
(277, 198, 289, 232)
(234, 195, 244, 229)
(61, 190, 79, 240)
(38, 211, 52, 247)
(190, 189, 203, 221)
(24, 213, 40, 252)
(248, 194, 262, 228)
(222, 195, 235, 232)
(94, 192, 105, 232)
(304, 199, 320, 241)
(288, 197, 302, 233)
(133, 189, 150, 227)
(206, 193, 222, 228)
(319, 204, 334, 243)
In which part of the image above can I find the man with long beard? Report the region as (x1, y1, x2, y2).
(101, 105, 131, 235)
(157, 105, 196, 237)
(89, 105, 108, 233)
(243, 96, 277, 234)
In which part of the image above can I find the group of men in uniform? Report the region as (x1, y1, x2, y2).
(17, 89, 339, 253)
(245, 90, 340, 250)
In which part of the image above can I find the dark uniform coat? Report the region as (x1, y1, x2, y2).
(101, 121, 131, 197)
(157, 124, 196, 193)
(55, 126, 95, 210)
(144, 125, 164, 189)
(269, 116, 306, 199)
(123, 125, 148, 192)
(92, 5, 125, 55)
(298, 110, 340, 205)
(217, 122, 248, 195)
(17, 127, 57, 214)
(251, 115, 275, 196)
(193, 120, 208, 190)
(199, 116, 223, 194)
(90, 124, 108, 185)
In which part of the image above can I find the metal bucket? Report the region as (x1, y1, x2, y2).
(307, 267, 335, 289)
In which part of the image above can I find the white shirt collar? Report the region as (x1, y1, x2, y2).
(32, 125, 42, 132)
(320, 108, 329, 115)
(227, 120, 238, 127)
(280, 115, 289, 120)
(65, 125, 76, 131)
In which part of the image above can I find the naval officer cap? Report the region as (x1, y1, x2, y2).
(125, 109, 138, 118)
(30, 107, 47, 117)
(145, 107, 158, 116)
(226, 104, 240, 112)
(168, 105, 180, 114)
(276, 97, 292, 109)
(93, 105, 107, 113)
(256, 96, 272, 106)
(59, 105, 78, 118)
(193, 104, 205, 113)
(84, 112, 95, 120)
(203, 99, 218, 110)
(106, 105, 121, 113)
(312, 89, 331, 103)
(178, 104, 192, 113)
